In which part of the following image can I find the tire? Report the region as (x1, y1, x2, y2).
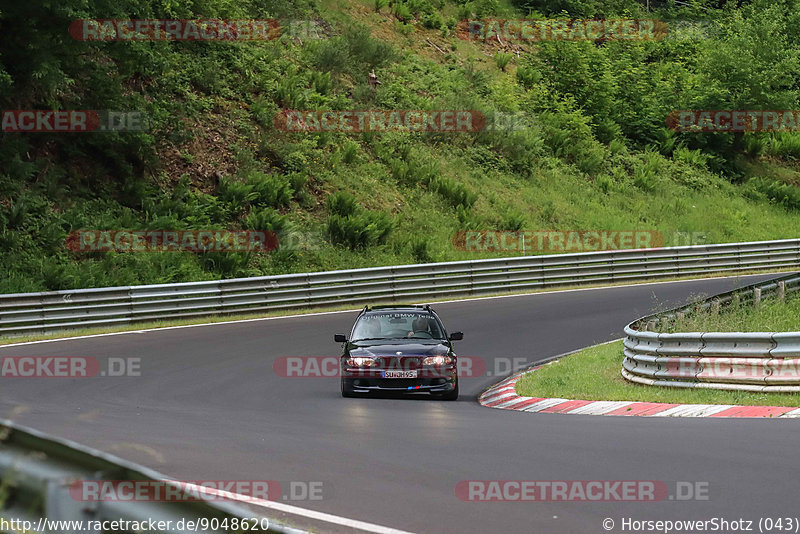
(341, 378, 357, 398)
(432, 379, 458, 401)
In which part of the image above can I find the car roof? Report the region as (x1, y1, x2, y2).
(364, 304, 433, 312)
(361, 305, 437, 316)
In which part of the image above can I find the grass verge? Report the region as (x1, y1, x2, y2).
(657, 288, 800, 333)
(515, 340, 800, 407)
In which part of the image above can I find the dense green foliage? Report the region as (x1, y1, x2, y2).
(3, 0, 800, 293)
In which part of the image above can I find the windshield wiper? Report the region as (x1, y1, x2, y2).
(352, 337, 391, 342)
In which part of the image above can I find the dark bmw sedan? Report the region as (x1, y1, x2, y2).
(335, 305, 463, 400)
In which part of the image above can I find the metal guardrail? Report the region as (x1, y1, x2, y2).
(622, 272, 800, 392)
(0, 419, 302, 534)
(2, 239, 800, 336)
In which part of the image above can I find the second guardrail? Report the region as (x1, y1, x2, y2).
(2, 238, 800, 336)
(622, 272, 800, 392)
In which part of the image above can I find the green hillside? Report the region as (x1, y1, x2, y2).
(2, 0, 800, 293)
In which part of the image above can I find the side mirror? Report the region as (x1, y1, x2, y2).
(448, 332, 463, 341)
(334, 333, 348, 343)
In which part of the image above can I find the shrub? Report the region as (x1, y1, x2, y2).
(744, 134, 768, 158)
(389, 158, 412, 185)
(393, 3, 413, 23)
(770, 132, 800, 159)
(633, 166, 658, 191)
(410, 237, 433, 263)
(516, 65, 541, 88)
(244, 207, 289, 234)
(283, 151, 309, 174)
(287, 173, 308, 194)
(340, 141, 360, 164)
(244, 207, 299, 253)
(345, 26, 395, 69)
(218, 177, 257, 214)
(595, 174, 613, 194)
(39, 258, 75, 291)
(456, 3, 474, 20)
(276, 75, 307, 108)
(250, 96, 276, 127)
(327, 211, 393, 249)
(500, 210, 526, 231)
(198, 251, 252, 277)
(422, 12, 445, 30)
(673, 146, 709, 168)
(495, 52, 512, 72)
(750, 178, 800, 210)
(429, 176, 477, 209)
(246, 171, 293, 208)
(313, 41, 349, 73)
(395, 21, 415, 36)
(473, 0, 500, 16)
(326, 191, 359, 217)
(310, 71, 332, 95)
(539, 107, 606, 175)
(577, 146, 605, 175)
(4, 197, 30, 229)
(375, 0, 389, 13)
(456, 204, 481, 229)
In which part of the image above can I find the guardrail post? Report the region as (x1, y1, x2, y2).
(754, 287, 761, 308)
(609, 253, 615, 282)
(469, 261, 475, 296)
(128, 287, 135, 325)
(646, 320, 656, 331)
(778, 281, 786, 301)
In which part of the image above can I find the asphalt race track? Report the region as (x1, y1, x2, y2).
(2, 274, 799, 534)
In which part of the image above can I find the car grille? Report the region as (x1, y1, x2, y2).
(376, 357, 422, 369)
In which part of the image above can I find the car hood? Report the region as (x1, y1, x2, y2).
(348, 341, 450, 357)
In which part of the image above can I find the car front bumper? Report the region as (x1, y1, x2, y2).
(342, 367, 457, 392)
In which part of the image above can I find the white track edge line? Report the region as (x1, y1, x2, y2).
(163, 479, 416, 534)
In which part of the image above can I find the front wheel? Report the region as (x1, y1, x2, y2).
(432, 380, 458, 401)
(341, 378, 357, 398)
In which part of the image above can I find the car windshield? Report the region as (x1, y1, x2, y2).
(352, 312, 445, 341)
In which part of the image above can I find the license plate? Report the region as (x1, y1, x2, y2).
(383, 370, 418, 378)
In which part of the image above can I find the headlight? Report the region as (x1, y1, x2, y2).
(423, 355, 453, 366)
(346, 356, 377, 367)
